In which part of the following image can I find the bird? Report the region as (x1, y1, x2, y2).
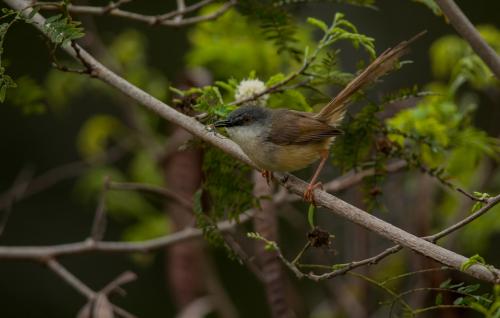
(214, 32, 425, 202)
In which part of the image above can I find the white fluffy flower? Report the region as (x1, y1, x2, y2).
(234, 79, 269, 106)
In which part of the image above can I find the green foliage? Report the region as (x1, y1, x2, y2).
(128, 150, 165, 186)
(186, 4, 282, 79)
(108, 30, 168, 100)
(201, 147, 253, 220)
(43, 14, 84, 46)
(44, 70, 87, 111)
(5, 76, 46, 114)
(77, 115, 125, 159)
(386, 91, 499, 181)
(247, 232, 278, 251)
(332, 103, 382, 171)
(437, 279, 500, 317)
(430, 25, 500, 88)
(307, 204, 316, 229)
(123, 213, 169, 242)
(75, 166, 159, 219)
(413, 0, 441, 15)
(267, 88, 311, 111)
(239, 0, 302, 58)
(460, 254, 486, 271)
(0, 11, 20, 102)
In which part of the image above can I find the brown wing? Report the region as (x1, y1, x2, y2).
(315, 31, 426, 125)
(267, 109, 342, 146)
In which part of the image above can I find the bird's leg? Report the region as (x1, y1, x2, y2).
(261, 170, 273, 185)
(304, 151, 328, 203)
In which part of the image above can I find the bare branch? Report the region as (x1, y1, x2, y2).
(278, 193, 500, 282)
(0, 211, 254, 259)
(427, 193, 500, 243)
(273, 160, 407, 204)
(46, 259, 136, 318)
(46, 258, 95, 299)
(37, 0, 234, 28)
(6, 0, 499, 283)
(435, 0, 500, 80)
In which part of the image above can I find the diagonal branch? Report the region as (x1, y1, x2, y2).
(46, 259, 136, 318)
(5, 0, 499, 284)
(281, 193, 500, 282)
(435, 0, 500, 80)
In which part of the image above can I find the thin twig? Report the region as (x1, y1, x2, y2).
(0, 211, 254, 259)
(175, 0, 186, 22)
(37, 0, 234, 28)
(276, 193, 500, 282)
(46, 259, 136, 318)
(46, 258, 95, 299)
(427, 193, 500, 242)
(435, 0, 500, 80)
(109, 181, 193, 209)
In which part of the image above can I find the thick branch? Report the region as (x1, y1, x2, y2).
(5, 0, 499, 284)
(284, 193, 500, 282)
(435, 0, 500, 80)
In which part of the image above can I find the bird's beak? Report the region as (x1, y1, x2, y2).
(214, 119, 231, 128)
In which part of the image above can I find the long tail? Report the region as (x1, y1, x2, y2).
(315, 31, 426, 125)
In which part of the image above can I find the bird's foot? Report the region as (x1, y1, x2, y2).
(261, 170, 273, 185)
(304, 182, 323, 204)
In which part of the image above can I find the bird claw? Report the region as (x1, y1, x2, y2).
(261, 170, 272, 185)
(303, 182, 323, 204)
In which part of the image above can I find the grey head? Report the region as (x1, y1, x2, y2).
(213, 106, 273, 159)
(213, 105, 271, 129)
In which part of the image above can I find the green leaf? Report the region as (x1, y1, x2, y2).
(454, 297, 465, 305)
(413, 0, 442, 16)
(435, 293, 443, 305)
(307, 204, 315, 229)
(128, 150, 164, 186)
(440, 278, 452, 288)
(307, 17, 328, 33)
(460, 254, 486, 271)
(77, 115, 124, 159)
(5, 76, 45, 114)
(43, 14, 84, 46)
(0, 73, 16, 102)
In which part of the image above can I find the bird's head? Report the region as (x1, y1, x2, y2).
(214, 106, 270, 130)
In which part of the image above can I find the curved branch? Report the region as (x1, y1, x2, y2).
(38, 0, 235, 27)
(0, 211, 254, 260)
(5, 0, 500, 284)
(435, 0, 500, 80)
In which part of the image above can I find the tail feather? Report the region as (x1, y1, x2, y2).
(315, 31, 426, 125)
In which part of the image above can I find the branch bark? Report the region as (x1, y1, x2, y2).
(4, 0, 500, 284)
(0, 211, 254, 259)
(38, 0, 235, 28)
(435, 0, 500, 80)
